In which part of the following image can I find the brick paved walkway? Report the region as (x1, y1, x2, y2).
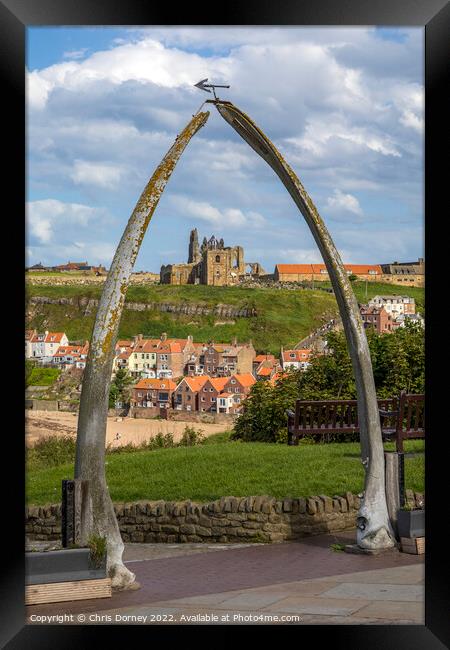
(26, 531, 424, 625)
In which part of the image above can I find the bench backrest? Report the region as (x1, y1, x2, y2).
(292, 397, 398, 434)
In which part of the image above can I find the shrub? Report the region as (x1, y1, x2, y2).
(27, 435, 76, 470)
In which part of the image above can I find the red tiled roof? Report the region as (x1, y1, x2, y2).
(276, 263, 382, 275)
(257, 366, 272, 377)
(134, 378, 177, 390)
(230, 373, 256, 388)
(180, 376, 209, 392)
(209, 377, 229, 392)
(44, 332, 66, 344)
(282, 349, 312, 363)
(254, 354, 276, 363)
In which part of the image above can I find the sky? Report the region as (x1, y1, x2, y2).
(26, 26, 424, 273)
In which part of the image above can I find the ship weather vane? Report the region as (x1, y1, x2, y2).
(194, 78, 230, 101)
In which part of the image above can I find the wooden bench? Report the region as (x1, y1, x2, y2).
(287, 391, 424, 452)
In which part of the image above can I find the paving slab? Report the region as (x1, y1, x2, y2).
(261, 595, 370, 616)
(321, 582, 424, 602)
(352, 600, 425, 621)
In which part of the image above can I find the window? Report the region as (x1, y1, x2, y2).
(231, 379, 236, 384)
(187, 395, 191, 401)
(215, 255, 221, 262)
(210, 388, 213, 392)
(159, 392, 169, 402)
(211, 397, 216, 402)
(290, 353, 295, 358)
(201, 397, 206, 401)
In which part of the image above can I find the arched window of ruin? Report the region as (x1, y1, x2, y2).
(215, 255, 221, 263)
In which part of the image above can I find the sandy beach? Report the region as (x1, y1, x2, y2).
(25, 410, 229, 448)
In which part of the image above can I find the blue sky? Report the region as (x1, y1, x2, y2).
(26, 27, 424, 272)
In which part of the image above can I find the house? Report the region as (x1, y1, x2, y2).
(252, 353, 280, 381)
(156, 339, 184, 379)
(380, 258, 424, 287)
(52, 342, 89, 369)
(368, 295, 416, 317)
(185, 342, 208, 376)
(173, 376, 209, 411)
(359, 306, 394, 334)
(29, 331, 69, 361)
(197, 377, 229, 412)
(215, 392, 235, 414)
(274, 264, 383, 283)
(219, 373, 257, 413)
(393, 313, 424, 329)
(131, 378, 177, 409)
(281, 348, 312, 371)
(128, 336, 160, 378)
(199, 339, 256, 376)
(25, 329, 36, 358)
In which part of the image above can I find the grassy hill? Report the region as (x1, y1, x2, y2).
(25, 281, 424, 355)
(26, 283, 338, 354)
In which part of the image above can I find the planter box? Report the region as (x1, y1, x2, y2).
(26, 548, 106, 585)
(397, 509, 425, 539)
(401, 536, 425, 555)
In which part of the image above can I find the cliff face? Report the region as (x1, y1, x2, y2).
(27, 296, 257, 318)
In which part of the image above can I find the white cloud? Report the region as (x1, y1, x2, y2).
(26, 199, 106, 244)
(169, 196, 266, 229)
(71, 160, 125, 189)
(325, 189, 363, 217)
(288, 118, 401, 159)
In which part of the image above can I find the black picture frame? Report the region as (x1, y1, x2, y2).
(4, 0, 448, 647)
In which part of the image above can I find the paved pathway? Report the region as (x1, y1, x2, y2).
(27, 532, 424, 625)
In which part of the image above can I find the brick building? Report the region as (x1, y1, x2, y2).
(360, 306, 394, 334)
(131, 378, 177, 409)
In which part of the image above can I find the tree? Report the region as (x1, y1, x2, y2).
(74, 110, 210, 590)
(215, 100, 395, 549)
(109, 368, 133, 408)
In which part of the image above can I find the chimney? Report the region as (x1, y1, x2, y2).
(187, 335, 193, 343)
(161, 332, 167, 341)
(232, 337, 237, 346)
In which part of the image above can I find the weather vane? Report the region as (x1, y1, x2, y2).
(194, 78, 230, 101)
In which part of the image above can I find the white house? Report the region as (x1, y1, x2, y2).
(369, 295, 416, 317)
(29, 331, 69, 361)
(281, 348, 312, 371)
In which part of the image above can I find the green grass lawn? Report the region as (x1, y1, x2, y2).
(26, 366, 61, 387)
(26, 438, 424, 506)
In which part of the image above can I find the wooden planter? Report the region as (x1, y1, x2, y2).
(397, 509, 425, 539)
(401, 537, 425, 555)
(25, 548, 111, 605)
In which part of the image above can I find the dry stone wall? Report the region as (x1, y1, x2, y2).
(25, 491, 424, 543)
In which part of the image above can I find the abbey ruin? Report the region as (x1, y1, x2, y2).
(160, 229, 265, 286)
